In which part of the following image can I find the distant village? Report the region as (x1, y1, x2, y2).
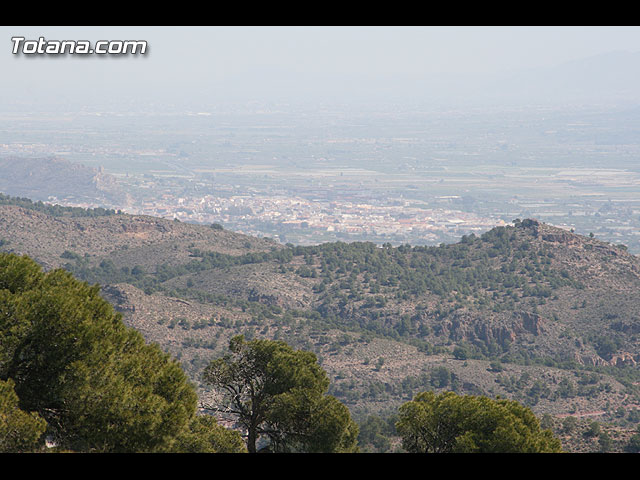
(119, 190, 505, 245)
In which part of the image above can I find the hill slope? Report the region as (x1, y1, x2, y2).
(2, 202, 640, 452)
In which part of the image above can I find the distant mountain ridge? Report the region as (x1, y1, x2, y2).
(479, 50, 640, 105)
(250, 49, 640, 106)
(347, 50, 640, 106)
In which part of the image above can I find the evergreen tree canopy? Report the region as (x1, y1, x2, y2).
(0, 378, 47, 452)
(169, 415, 247, 453)
(202, 335, 359, 453)
(396, 391, 563, 453)
(0, 253, 239, 452)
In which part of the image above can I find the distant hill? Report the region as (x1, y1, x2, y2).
(481, 50, 640, 105)
(0, 156, 131, 208)
(2, 201, 640, 452)
(383, 50, 640, 106)
(0, 201, 277, 271)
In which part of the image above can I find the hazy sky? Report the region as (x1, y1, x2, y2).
(3, 26, 640, 109)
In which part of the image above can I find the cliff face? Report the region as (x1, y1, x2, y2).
(425, 310, 544, 345)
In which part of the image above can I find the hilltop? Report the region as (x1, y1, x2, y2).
(2, 200, 640, 452)
(0, 156, 130, 208)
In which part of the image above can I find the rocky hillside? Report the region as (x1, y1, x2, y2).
(0, 203, 278, 270)
(2, 203, 640, 452)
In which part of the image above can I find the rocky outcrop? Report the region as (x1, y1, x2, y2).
(575, 354, 610, 367)
(247, 289, 285, 307)
(517, 311, 545, 335)
(609, 352, 637, 366)
(117, 217, 174, 233)
(574, 351, 638, 367)
(100, 284, 136, 313)
(432, 310, 544, 346)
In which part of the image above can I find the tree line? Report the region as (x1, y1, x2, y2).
(0, 192, 121, 217)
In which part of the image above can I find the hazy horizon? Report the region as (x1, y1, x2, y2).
(3, 26, 640, 111)
(3, 26, 640, 251)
